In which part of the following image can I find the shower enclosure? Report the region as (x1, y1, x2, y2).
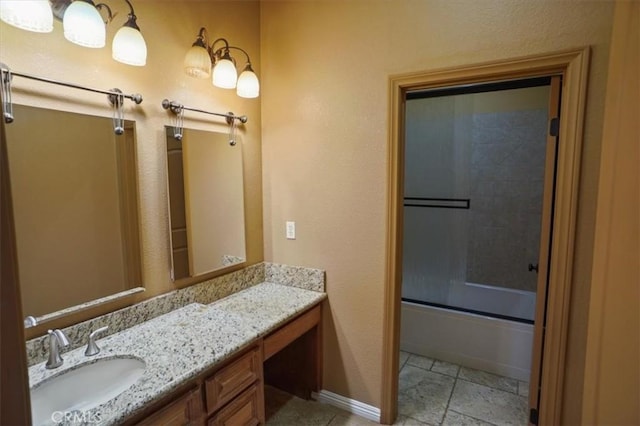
(400, 78, 552, 380)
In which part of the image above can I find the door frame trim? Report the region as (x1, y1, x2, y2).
(381, 48, 590, 425)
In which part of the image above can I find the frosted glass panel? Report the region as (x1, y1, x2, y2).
(404, 96, 471, 198)
(402, 207, 468, 305)
(402, 84, 550, 322)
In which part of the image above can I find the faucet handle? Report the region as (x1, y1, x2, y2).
(85, 326, 109, 356)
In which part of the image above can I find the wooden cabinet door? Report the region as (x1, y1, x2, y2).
(205, 346, 262, 415)
(208, 385, 264, 426)
(137, 388, 202, 426)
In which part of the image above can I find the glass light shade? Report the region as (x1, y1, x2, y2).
(184, 45, 211, 78)
(112, 26, 147, 66)
(63, 1, 106, 48)
(236, 69, 260, 98)
(212, 59, 237, 89)
(0, 0, 53, 33)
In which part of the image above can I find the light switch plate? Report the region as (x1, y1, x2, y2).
(286, 221, 296, 239)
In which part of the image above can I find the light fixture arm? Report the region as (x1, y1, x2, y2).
(227, 46, 253, 66)
(192, 27, 208, 48)
(209, 38, 234, 63)
(190, 29, 253, 65)
(50, 0, 71, 20)
(210, 38, 231, 53)
(94, 2, 114, 24)
(123, 0, 135, 16)
(121, 0, 139, 30)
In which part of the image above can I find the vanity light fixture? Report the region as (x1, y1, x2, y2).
(183, 27, 259, 99)
(0, 0, 147, 66)
(63, 0, 109, 48)
(0, 1, 54, 33)
(111, 0, 147, 66)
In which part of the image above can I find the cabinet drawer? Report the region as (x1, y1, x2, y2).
(137, 387, 202, 426)
(263, 305, 321, 361)
(207, 384, 263, 426)
(205, 346, 261, 415)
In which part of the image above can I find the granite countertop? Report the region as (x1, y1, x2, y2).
(28, 282, 326, 426)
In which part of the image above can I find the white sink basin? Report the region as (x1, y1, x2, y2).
(31, 357, 145, 425)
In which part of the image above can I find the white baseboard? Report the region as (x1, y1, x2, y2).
(311, 390, 381, 423)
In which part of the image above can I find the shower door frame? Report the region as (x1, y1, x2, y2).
(381, 48, 590, 425)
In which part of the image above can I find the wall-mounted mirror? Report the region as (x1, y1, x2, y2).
(165, 127, 246, 281)
(5, 105, 144, 325)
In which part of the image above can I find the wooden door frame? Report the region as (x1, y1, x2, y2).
(381, 48, 590, 425)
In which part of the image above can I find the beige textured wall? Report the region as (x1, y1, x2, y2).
(260, 0, 614, 417)
(1, 0, 262, 328)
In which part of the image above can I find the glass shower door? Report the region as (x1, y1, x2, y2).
(402, 79, 552, 323)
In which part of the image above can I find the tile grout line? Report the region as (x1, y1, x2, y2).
(399, 357, 409, 371)
(445, 378, 529, 425)
(396, 362, 428, 422)
(407, 353, 525, 396)
(325, 413, 338, 426)
(456, 376, 523, 397)
(400, 353, 528, 426)
(399, 359, 438, 426)
(447, 408, 501, 426)
(437, 365, 459, 426)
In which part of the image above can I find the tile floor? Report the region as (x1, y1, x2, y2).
(265, 351, 529, 426)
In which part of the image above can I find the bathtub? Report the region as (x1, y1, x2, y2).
(400, 283, 535, 381)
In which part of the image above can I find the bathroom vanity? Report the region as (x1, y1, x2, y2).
(28, 281, 325, 425)
(132, 304, 322, 425)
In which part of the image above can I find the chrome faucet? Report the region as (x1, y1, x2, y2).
(46, 329, 70, 369)
(84, 326, 109, 356)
